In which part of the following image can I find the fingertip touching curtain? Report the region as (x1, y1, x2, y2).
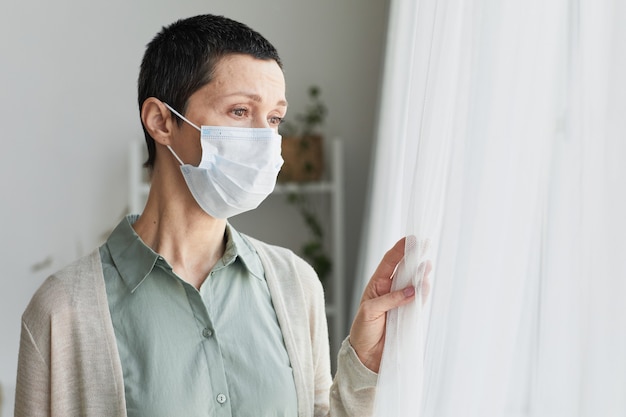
(355, 0, 626, 416)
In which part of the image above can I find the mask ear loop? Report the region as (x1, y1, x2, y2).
(163, 102, 201, 131)
(162, 102, 202, 166)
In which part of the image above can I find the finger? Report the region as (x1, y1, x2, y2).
(361, 238, 406, 302)
(367, 237, 406, 287)
(360, 285, 416, 321)
(416, 259, 432, 302)
(417, 259, 432, 277)
(372, 237, 406, 281)
(421, 276, 431, 303)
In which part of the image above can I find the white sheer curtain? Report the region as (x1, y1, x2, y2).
(355, 0, 626, 416)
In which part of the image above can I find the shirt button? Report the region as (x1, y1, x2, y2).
(216, 393, 227, 404)
(202, 328, 213, 338)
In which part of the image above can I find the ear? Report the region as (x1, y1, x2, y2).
(141, 98, 175, 146)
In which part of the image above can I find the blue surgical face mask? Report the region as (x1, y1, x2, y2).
(164, 103, 283, 219)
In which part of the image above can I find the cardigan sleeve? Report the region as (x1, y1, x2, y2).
(14, 274, 86, 417)
(14, 251, 127, 417)
(329, 337, 379, 416)
(15, 319, 51, 417)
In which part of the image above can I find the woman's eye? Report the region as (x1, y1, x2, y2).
(269, 116, 284, 126)
(232, 108, 248, 117)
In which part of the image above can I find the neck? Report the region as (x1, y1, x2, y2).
(133, 165, 227, 289)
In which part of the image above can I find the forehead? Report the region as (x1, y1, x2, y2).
(208, 54, 286, 96)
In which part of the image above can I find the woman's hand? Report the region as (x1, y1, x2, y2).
(349, 237, 431, 373)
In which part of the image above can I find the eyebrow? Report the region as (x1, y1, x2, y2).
(226, 92, 288, 107)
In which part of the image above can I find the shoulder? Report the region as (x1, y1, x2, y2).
(243, 234, 318, 278)
(22, 250, 103, 327)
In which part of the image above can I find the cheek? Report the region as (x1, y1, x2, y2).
(190, 139, 203, 166)
(187, 137, 202, 166)
(174, 131, 202, 166)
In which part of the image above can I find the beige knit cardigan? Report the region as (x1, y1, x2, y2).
(15, 236, 377, 417)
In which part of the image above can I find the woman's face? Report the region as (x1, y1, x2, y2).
(172, 54, 287, 166)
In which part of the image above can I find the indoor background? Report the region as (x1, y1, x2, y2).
(0, 0, 389, 413)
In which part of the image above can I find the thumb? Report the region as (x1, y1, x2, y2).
(361, 286, 416, 320)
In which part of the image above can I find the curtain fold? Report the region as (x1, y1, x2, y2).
(357, 0, 626, 415)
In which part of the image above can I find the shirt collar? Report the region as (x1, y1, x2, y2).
(225, 222, 265, 281)
(106, 215, 162, 292)
(106, 216, 264, 292)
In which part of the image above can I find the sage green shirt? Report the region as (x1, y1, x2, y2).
(100, 215, 298, 417)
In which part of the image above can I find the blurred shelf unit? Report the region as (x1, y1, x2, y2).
(128, 139, 346, 354)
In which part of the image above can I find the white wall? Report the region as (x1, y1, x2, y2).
(0, 0, 389, 412)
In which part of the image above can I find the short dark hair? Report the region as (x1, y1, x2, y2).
(138, 14, 283, 169)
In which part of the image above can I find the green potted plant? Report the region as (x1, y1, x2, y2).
(279, 85, 332, 283)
